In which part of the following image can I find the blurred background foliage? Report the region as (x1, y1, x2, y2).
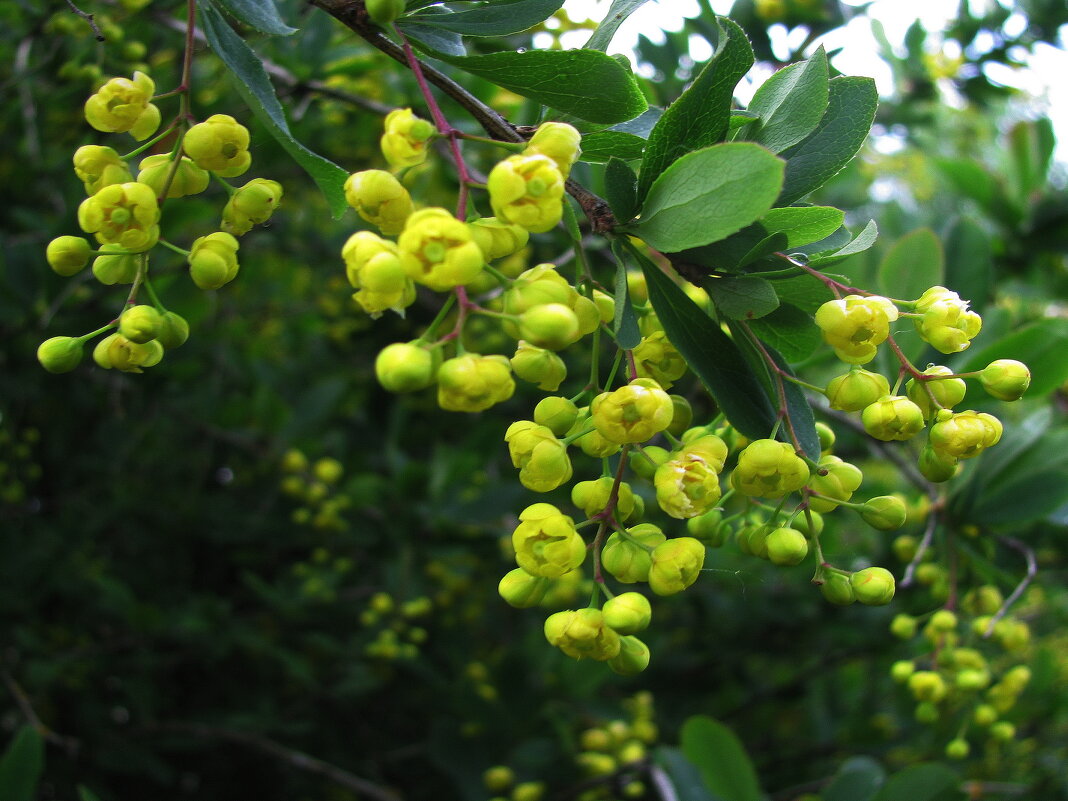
(1, 0, 1067, 799)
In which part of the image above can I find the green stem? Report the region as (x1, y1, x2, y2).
(76, 321, 118, 343)
(120, 120, 179, 161)
(142, 276, 166, 312)
(158, 238, 191, 257)
(418, 294, 457, 343)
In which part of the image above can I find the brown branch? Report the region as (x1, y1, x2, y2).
(65, 0, 105, 40)
(141, 721, 402, 801)
(983, 536, 1038, 637)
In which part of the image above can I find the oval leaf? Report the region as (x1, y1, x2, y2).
(707, 275, 779, 320)
(407, 0, 565, 36)
(635, 143, 785, 252)
(746, 46, 829, 153)
(876, 228, 943, 301)
(680, 716, 763, 801)
(215, 0, 296, 35)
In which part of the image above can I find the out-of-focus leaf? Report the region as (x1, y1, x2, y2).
(680, 716, 763, 801)
(215, 0, 296, 34)
(584, 0, 650, 51)
(876, 228, 943, 301)
(0, 726, 44, 801)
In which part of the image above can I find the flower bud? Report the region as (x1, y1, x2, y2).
(565, 408, 621, 458)
(188, 231, 240, 290)
(765, 527, 808, 566)
(824, 368, 890, 412)
(654, 436, 728, 519)
(989, 722, 1015, 741)
(468, 217, 529, 261)
(890, 614, 917, 640)
(37, 336, 84, 373)
(860, 495, 907, 531)
(118, 304, 162, 344)
(608, 635, 651, 675)
(979, 359, 1030, 401)
(84, 71, 160, 140)
(908, 670, 947, 702)
(498, 568, 549, 608)
(137, 154, 209, 198)
(918, 443, 959, 482)
(647, 537, 705, 595)
(222, 178, 283, 236)
(629, 445, 670, 481)
(544, 608, 621, 661)
(913, 286, 982, 353)
(93, 332, 163, 372)
(571, 477, 636, 522)
(92, 245, 140, 285)
(341, 231, 414, 317)
(602, 592, 651, 634)
(381, 108, 435, 170)
(437, 353, 514, 412)
(905, 365, 966, 419)
(399, 208, 484, 291)
(183, 114, 251, 177)
(793, 510, 823, 538)
(819, 572, 855, 605)
(928, 409, 1002, 460)
(945, 739, 969, 760)
(156, 311, 190, 349)
(534, 396, 579, 435)
(73, 145, 132, 195)
(633, 331, 687, 389)
(861, 395, 925, 441)
(601, 524, 665, 584)
(488, 153, 565, 233)
(344, 169, 413, 235)
(685, 509, 725, 547)
(375, 342, 436, 392)
(807, 455, 863, 513)
(523, 122, 582, 176)
(366, 0, 405, 25)
(505, 421, 572, 493)
(46, 236, 92, 276)
(890, 660, 915, 683)
(850, 566, 895, 605)
(512, 503, 585, 578)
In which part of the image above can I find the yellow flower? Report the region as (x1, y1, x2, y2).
(913, 286, 982, 354)
(398, 208, 484, 292)
(380, 108, 435, 170)
(647, 537, 705, 595)
(83, 71, 161, 140)
(137, 154, 209, 199)
(73, 145, 132, 195)
(183, 114, 252, 177)
(730, 438, 809, 498)
(488, 153, 565, 233)
(654, 435, 728, 519)
(512, 503, 585, 578)
(504, 421, 573, 493)
(591, 378, 674, 444)
(510, 341, 567, 391)
(436, 353, 514, 412)
(341, 231, 414, 316)
(77, 181, 160, 250)
(633, 331, 687, 389)
(188, 232, 240, 290)
(814, 294, 899, 364)
(523, 121, 582, 176)
(861, 395, 925, 441)
(601, 524, 665, 584)
(221, 178, 283, 235)
(544, 609, 620, 661)
(344, 169, 413, 235)
(806, 455, 863, 513)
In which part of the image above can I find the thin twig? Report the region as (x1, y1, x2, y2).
(983, 536, 1038, 636)
(647, 763, 679, 801)
(141, 721, 402, 801)
(1, 671, 80, 755)
(65, 0, 105, 40)
(901, 508, 939, 588)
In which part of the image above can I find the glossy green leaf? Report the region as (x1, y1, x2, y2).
(610, 242, 642, 349)
(653, 746, 719, 801)
(748, 303, 821, 362)
(425, 49, 646, 124)
(635, 143, 784, 252)
(871, 763, 964, 801)
(215, 0, 296, 35)
(768, 273, 839, 314)
(585, 0, 651, 51)
(771, 347, 821, 460)
(635, 246, 776, 439)
(778, 76, 878, 206)
(406, 0, 565, 36)
(706, 275, 779, 320)
(934, 158, 1000, 214)
(637, 17, 754, 200)
(960, 318, 1068, 398)
(746, 46, 829, 153)
(0, 726, 44, 801)
(200, 1, 349, 217)
(876, 228, 943, 301)
(580, 131, 646, 163)
(399, 20, 467, 56)
(604, 157, 639, 222)
(943, 217, 993, 311)
(680, 716, 763, 801)
(822, 757, 886, 801)
(808, 220, 878, 267)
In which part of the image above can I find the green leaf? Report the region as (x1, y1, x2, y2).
(634, 245, 776, 439)
(745, 46, 829, 153)
(769, 273, 839, 314)
(610, 242, 642, 349)
(770, 347, 821, 460)
(637, 17, 754, 200)
(808, 220, 878, 267)
(822, 757, 886, 801)
(876, 228, 943, 301)
(652, 746, 719, 801)
(706, 276, 779, 320)
(0, 726, 44, 801)
(934, 158, 1000, 214)
(778, 76, 878, 206)
(585, 0, 651, 51)
(579, 131, 646, 163)
(759, 206, 845, 249)
(748, 303, 821, 362)
(871, 764, 964, 801)
(215, 0, 296, 35)
(424, 49, 646, 124)
(406, 0, 565, 36)
(398, 20, 467, 56)
(680, 716, 763, 801)
(200, 1, 349, 217)
(78, 787, 104, 801)
(604, 157, 639, 222)
(635, 143, 784, 252)
(943, 217, 992, 311)
(960, 318, 1068, 398)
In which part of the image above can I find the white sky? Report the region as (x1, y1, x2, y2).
(547, 0, 1068, 162)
